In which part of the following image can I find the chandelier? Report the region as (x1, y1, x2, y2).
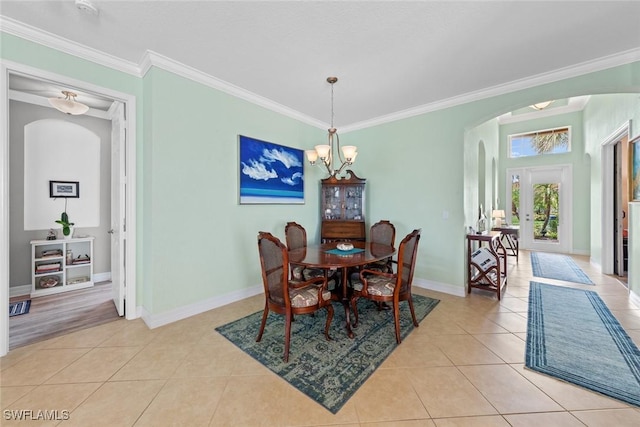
(48, 90, 89, 115)
(305, 77, 357, 177)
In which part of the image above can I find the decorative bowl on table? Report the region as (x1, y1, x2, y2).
(336, 243, 354, 251)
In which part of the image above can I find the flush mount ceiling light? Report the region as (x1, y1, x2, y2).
(305, 77, 358, 177)
(48, 90, 90, 115)
(531, 100, 553, 111)
(75, 0, 99, 15)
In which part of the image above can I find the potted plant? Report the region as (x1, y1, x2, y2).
(55, 211, 75, 239)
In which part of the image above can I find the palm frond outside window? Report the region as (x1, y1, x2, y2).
(509, 127, 570, 158)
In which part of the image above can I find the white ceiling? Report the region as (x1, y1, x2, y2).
(2, 1, 639, 128)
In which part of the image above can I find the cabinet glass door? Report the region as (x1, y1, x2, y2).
(344, 186, 363, 220)
(323, 186, 342, 219)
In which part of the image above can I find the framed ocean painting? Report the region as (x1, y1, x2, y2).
(238, 135, 304, 204)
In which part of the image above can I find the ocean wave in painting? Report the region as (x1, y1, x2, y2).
(239, 135, 304, 204)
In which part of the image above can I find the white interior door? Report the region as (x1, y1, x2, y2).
(109, 101, 125, 316)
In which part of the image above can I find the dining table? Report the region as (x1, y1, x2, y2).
(288, 241, 396, 338)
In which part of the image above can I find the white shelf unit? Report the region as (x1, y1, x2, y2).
(31, 236, 94, 297)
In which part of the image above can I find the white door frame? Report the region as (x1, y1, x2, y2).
(601, 121, 631, 274)
(0, 60, 137, 357)
(506, 165, 572, 253)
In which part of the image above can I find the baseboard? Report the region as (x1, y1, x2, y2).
(630, 289, 640, 309)
(9, 284, 31, 298)
(413, 277, 466, 297)
(141, 284, 263, 329)
(93, 272, 111, 283)
(139, 275, 464, 330)
(572, 249, 590, 256)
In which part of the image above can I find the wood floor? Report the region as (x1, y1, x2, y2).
(8, 281, 121, 350)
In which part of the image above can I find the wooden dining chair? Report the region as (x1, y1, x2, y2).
(256, 231, 334, 362)
(285, 221, 337, 287)
(366, 220, 396, 273)
(350, 229, 421, 344)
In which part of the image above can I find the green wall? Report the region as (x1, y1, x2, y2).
(141, 67, 323, 312)
(499, 111, 591, 254)
(583, 93, 640, 265)
(3, 30, 640, 317)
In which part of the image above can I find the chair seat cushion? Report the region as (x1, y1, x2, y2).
(290, 285, 332, 308)
(352, 274, 396, 296)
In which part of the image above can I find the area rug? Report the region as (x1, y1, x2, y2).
(526, 281, 640, 406)
(9, 300, 31, 317)
(530, 251, 594, 285)
(216, 294, 440, 413)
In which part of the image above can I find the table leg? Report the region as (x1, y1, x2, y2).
(340, 266, 355, 339)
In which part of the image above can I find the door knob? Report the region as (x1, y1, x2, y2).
(108, 229, 115, 234)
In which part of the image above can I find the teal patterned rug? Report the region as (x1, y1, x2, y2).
(526, 282, 640, 406)
(216, 294, 440, 413)
(530, 252, 594, 285)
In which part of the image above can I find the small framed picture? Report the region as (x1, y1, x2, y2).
(49, 180, 79, 198)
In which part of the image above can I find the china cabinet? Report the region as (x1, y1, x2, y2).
(31, 237, 94, 297)
(320, 170, 366, 242)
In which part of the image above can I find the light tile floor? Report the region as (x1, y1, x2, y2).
(2, 250, 640, 426)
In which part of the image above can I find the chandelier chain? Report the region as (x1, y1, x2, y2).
(330, 82, 335, 128)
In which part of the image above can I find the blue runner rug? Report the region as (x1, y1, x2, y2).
(530, 252, 594, 285)
(216, 294, 439, 413)
(526, 282, 640, 406)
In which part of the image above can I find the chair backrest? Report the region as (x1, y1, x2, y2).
(395, 229, 421, 294)
(370, 220, 396, 248)
(285, 221, 307, 251)
(257, 231, 290, 308)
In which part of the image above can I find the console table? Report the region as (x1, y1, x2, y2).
(466, 231, 508, 300)
(491, 225, 519, 262)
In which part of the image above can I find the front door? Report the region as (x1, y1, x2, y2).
(508, 166, 572, 253)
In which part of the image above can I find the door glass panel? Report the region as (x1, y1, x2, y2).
(510, 173, 520, 226)
(532, 183, 559, 242)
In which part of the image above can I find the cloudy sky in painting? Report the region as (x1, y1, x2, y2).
(239, 136, 304, 198)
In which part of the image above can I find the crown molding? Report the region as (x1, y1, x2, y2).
(139, 50, 325, 129)
(342, 48, 640, 132)
(0, 16, 141, 77)
(2, 16, 638, 132)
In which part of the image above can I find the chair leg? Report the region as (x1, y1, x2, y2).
(256, 305, 269, 342)
(407, 296, 419, 327)
(324, 304, 334, 341)
(284, 312, 292, 362)
(393, 302, 402, 344)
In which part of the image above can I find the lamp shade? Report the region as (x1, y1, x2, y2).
(305, 149, 318, 163)
(492, 210, 505, 218)
(341, 145, 357, 161)
(314, 145, 331, 159)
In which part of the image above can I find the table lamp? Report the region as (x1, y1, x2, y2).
(492, 210, 506, 228)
